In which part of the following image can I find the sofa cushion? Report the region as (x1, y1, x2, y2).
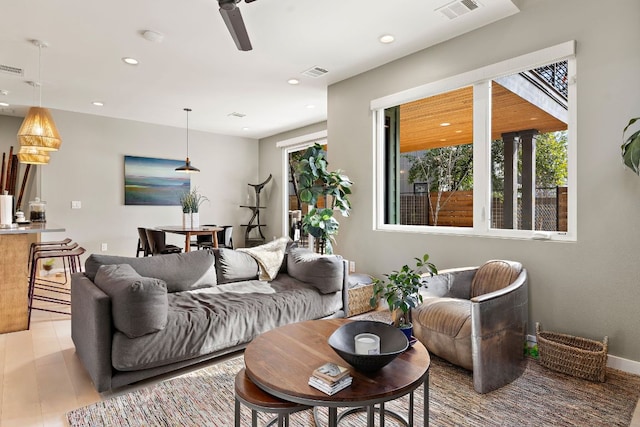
(412, 297, 473, 370)
(471, 260, 522, 298)
(94, 264, 168, 339)
(85, 250, 217, 293)
(286, 248, 343, 294)
(214, 248, 259, 284)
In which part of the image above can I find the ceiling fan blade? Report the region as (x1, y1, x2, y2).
(219, 6, 252, 51)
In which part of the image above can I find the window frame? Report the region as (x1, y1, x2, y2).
(371, 41, 577, 241)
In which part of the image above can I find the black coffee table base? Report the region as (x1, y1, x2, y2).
(311, 375, 429, 427)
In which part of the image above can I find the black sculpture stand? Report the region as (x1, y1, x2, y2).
(241, 174, 272, 247)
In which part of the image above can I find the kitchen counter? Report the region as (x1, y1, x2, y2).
(0, 223, 66, 333)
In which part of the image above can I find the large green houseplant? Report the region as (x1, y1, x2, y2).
(370, 254, 438, 339)
(295, 143, 352, 254)
(621, 117, 640, 174)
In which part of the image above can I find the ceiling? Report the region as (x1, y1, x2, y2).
(399, 83, 567, 152)
(0, 0, 519, 140)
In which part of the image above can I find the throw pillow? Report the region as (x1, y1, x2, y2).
(94, 264, 168, 338)
(85, 250, 217, 292)
(286, 248, 344, 294)
(214, 248, 259, 284)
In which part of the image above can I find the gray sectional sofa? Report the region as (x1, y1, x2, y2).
(71, 245, 348, 392)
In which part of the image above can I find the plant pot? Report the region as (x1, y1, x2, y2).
(399, 323, 413, 342)
(183, 213, 190, 228)
(191, 212, 199, 228)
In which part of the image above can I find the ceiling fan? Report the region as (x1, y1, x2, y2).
(218, 0, 257, 51)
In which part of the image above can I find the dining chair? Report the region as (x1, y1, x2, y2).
(194, 224, 219, 249)
(200, 225, 233, 249)
(145, 229, 183, 255)
(136, 227, 152, 257)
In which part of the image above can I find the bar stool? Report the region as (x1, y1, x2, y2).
(28, 240, 78, 289)
(27, 243, 85, 328)
(234, 368, 310, 427)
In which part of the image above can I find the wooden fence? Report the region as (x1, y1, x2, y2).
(400, 187, 568, 231)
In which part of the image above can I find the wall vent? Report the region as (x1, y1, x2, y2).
(0, 64, 24, 77)
(302, 66, 328, 78)
(436, 0, 481, 20)
(228, 112, 246, 118)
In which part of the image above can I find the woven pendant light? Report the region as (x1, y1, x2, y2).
(16, 145, 50, 165)
(17, 40, 62, 158)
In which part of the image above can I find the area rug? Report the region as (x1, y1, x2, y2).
(67, 317, 640, 426)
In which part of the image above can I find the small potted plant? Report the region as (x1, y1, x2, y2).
(370, 254, 438, 340)
(188, 187, 208, 228)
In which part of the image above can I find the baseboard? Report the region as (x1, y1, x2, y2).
(527, 334, 640, 376)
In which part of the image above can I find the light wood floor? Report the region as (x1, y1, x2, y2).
(2, 285, 640, 426)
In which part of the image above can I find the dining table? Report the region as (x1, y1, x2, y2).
(157, 225, 223, 252)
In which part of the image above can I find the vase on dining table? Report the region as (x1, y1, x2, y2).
(191, 212, 200, 228)
(183, 212, 191, 228)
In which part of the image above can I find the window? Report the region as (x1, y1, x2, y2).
(372, 42, 576, 240)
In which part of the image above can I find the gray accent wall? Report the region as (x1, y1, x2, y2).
(261, 0, 640, 362)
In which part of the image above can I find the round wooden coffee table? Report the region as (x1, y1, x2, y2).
(244, 318, 430, 427)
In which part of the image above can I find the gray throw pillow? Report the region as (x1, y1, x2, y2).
(214, 248, 259, 284)
(94, 264, 168, 339)
(287, 248, 344, 294)
(85, 250, 217, 292)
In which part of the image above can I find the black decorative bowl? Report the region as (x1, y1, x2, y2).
(328, 321, 409, 372)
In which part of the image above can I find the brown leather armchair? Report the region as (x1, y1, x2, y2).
(412, 260, 528, 393)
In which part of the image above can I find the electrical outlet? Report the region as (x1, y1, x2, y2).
(71, 200, 82, 209)
(349, 261, 356, 273)
(101, 243, 108, 251)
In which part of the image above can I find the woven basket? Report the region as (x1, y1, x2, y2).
(348, 283, 376, 317)
(536, 322, 608, 382)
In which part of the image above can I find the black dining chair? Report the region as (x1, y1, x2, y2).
(191, 224, 218, 250)
(145, 229, 183, 255)
(200, 225, 234, 250)
(136, 227, 152, 257)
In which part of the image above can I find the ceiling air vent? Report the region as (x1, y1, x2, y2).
(436, 0, 481, 20)
(0, 64, 24, 77)
(228, 112, 246, 118)
(302, 66, 328, 78)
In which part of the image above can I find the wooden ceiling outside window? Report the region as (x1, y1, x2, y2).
(399, 83, 567, 153)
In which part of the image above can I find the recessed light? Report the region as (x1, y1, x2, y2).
(142, 30, 164, 43)
(440, 122, 451, 127)
(306, 104, 316, 109)
(122, 57, 139, 65)
(0, 102, 9, 107)
(379, 34, 395, 44)
(288, 78, 300, 85)
(242, 127, 250, 131)
(92, 101, 104, 107)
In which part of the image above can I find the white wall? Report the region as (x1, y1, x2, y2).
(261, 0, 640, 362)
(0, 110, 259, 258)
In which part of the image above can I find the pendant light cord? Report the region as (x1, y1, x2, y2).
(184, 108, 192, 158)
(38, 43, 42, 107)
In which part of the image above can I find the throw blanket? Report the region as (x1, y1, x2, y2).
(237, 237, 290, 281)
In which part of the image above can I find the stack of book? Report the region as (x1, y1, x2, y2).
(308, 362, 352, 395)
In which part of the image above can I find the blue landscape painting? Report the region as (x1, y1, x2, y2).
(124, 155, 190, 206)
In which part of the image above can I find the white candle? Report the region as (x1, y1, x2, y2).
(354, 333, 380, 355)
